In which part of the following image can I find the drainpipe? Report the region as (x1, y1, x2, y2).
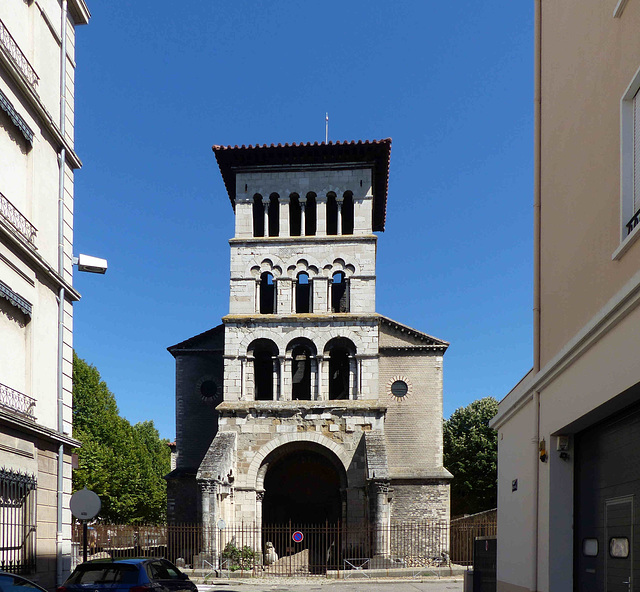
(532, 1, 542, 591)
(56, 1, 68, 585)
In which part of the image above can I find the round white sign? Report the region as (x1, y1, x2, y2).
(70, 487, 101, 520)
(217, 519, 226, 530)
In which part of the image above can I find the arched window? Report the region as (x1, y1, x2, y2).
(268, 193, 280, 237)
(289, 193, 301, 236)
(291, 345, 312, 401)
(325, 337, 356, 400)
(260, 272, 275, 314)
(253, 194, 264, 237)
(305, 192, 317, 236)
(326, 192, 338, 235)
(331, 272, 349, 313)
(342, 191, 354, 235)
(249, 339, 279, 401)
(296, 272, 311, 313)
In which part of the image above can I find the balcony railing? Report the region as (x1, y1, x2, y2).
(0, 382, 36, 418)
(0, 190, 37, 246)
(0, 19, 39, 89)
(626, 208, 640, 236)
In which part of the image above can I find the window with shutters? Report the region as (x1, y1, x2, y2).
(616, 70, 640, 258)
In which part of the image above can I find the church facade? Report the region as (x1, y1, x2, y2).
(167, 139, 451, 543)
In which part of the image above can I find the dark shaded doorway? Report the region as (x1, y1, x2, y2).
(262, 449, 342, 525)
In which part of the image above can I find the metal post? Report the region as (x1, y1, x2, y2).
(82, 521, 87, 563)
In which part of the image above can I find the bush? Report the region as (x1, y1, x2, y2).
(221, 542, 255, 571)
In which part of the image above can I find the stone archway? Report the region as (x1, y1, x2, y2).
(260, 443, 346, 526)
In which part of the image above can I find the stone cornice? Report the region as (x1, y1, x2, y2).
(0, 407, 80, 448)
(217, 400, 387, 414)
(229, 234, 377, 246)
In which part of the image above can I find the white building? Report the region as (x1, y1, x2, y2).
(0, 0, 89, 587)
(492, 2, 640, 590)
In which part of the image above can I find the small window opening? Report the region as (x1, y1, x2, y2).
(289, 193, 302, 236)
(305, 192, 317, 236)
(331, 272, 349, 313)
(291, 346, 312, 401)
(296, 272, 311, 313)
(342, 191, 354, 235)
(268, 193, 280, 237)
(253, 194, 265, 237)
(260, 272, 275, 314)
(328, 346, 350, 400)
(326, 193, 338, 235)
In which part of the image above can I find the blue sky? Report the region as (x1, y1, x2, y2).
(72, 1, 534, 439)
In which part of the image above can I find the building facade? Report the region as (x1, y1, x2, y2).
(167, 140, 451, 560)
(492, 1, 640, 590)
(0, 0, 89, 587)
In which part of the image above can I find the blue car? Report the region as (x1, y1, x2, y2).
(0, 572, 49, 592)
(57, 559, 198, 592)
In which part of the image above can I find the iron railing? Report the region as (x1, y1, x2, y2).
(626, 208, 640, 235)
(0, 469, 37, 574)
(0, 191, 37, 247)
(0, 383, 36, 418)
(71, 520, 489, 576)
(0, 19, 39, 89)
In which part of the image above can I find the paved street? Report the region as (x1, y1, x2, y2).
(197, 577, 463, 592)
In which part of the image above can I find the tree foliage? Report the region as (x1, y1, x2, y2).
(72, 352, 170, 524)
(443, 397, 498, 517)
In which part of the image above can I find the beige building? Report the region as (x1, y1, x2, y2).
(491, 1, 640, 590)
(0, 0, 89, 587)
(167, 140, 451, 565)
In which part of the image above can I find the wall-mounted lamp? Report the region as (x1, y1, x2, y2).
(73, 253, 108, 274)
(539, 439, 548, 463)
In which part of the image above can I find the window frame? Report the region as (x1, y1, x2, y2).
(614, 65, 640, 259)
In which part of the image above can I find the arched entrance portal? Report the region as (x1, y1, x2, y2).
(262, 446, 343, 525)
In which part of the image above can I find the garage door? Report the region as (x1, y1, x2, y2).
(575, 402, 640, 591)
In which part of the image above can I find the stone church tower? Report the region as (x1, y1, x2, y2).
(167, 139, 451, 538)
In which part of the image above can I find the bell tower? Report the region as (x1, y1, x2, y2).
(214, 140, 390, 404)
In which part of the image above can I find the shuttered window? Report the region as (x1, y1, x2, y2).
(633, 88, 640, 217)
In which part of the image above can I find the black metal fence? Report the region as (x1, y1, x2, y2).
(0, 469, 37, 574)
(72, 519, 495, 576)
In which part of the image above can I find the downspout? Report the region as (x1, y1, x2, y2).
(532, 1, 542, 591)
(56, 1, 68, 585)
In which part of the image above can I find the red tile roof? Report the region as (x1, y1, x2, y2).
(212, 139, 391, 231)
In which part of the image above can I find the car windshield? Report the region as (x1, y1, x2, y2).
(0, 575, 44, 592)
(67, 565, 139, 585)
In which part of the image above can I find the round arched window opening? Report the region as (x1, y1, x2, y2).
(200, 380, 218, 399)
(391, 380, 408, 398)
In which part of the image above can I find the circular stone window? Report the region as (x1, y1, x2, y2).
(199, 379, 218, 400)
(390, 380, 409, 398)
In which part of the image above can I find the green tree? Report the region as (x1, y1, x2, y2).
(443, 397, 498, 517)
(72, 352, 171, 524)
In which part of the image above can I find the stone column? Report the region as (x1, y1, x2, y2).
(199, 481, 218, 555)
(316, 355, 324, 400)
(316, 195, 327, 236)
(239, 355, 246, 400)
(348, 355, 357, 400)
(283, 354, 293, 400)
(336, 196, 344, 235)
(272, 356, 280, 400)
(279, 195, 290, 237)
(299, 196, 307, 236)
(262, 196, 270, 236)
(255, 491, 265, 556)
(255, 279, 260, 313)
(373, 481, 391, 557)
(246, 354, 255, 400)
(311, 356, 318, 400)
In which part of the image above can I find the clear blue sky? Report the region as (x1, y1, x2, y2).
(72, 1, 534, 440)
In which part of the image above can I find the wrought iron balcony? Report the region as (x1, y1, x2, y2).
(0, 190, 37, 246)
(626, 208, 640, 236)
(0, 382, 36, 418)
(0, 19, 39, 89)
